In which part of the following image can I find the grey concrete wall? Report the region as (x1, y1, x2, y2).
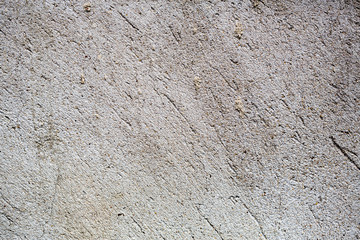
(1, 0, 359, 239)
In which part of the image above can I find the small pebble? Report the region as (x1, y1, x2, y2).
(83, 3, 91, 12)
(81, 74, 85, 84)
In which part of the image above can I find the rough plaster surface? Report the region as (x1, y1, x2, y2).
(1, 0, 359, 239)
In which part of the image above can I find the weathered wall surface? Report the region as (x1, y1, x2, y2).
(1, 0, 359, 239)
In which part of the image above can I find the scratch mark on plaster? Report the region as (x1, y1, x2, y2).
(131, 216, 145, 234)
(207, 62, 237, 92)
(330, 136, 359, 170)
(195, 205, 224, 240)
(229, 196, 268, 240)
(154, 88, 197, 134)
(118, 11, 141, 32)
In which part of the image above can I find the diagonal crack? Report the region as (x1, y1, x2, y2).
(154, 88, 197, 134)
(118, 11, 141, 32)
(195, 205, 224, 240)
(241, 201, 268, 240)
(169, 25, 181, 43)
(1, 211, 14, 223)
(229, 196, 268, 240)
(207, 62, 237, 92)
(131, 216, 145, 234)
(308, 206, 322, 229)
(214, 128, 238, 175)
(330, 136, 359, 170)
(112, 107, 132, 129)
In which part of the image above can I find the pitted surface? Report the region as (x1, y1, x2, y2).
(1, 1, 359, 239)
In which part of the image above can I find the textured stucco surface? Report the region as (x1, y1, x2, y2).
(1, 0, 359, 239)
